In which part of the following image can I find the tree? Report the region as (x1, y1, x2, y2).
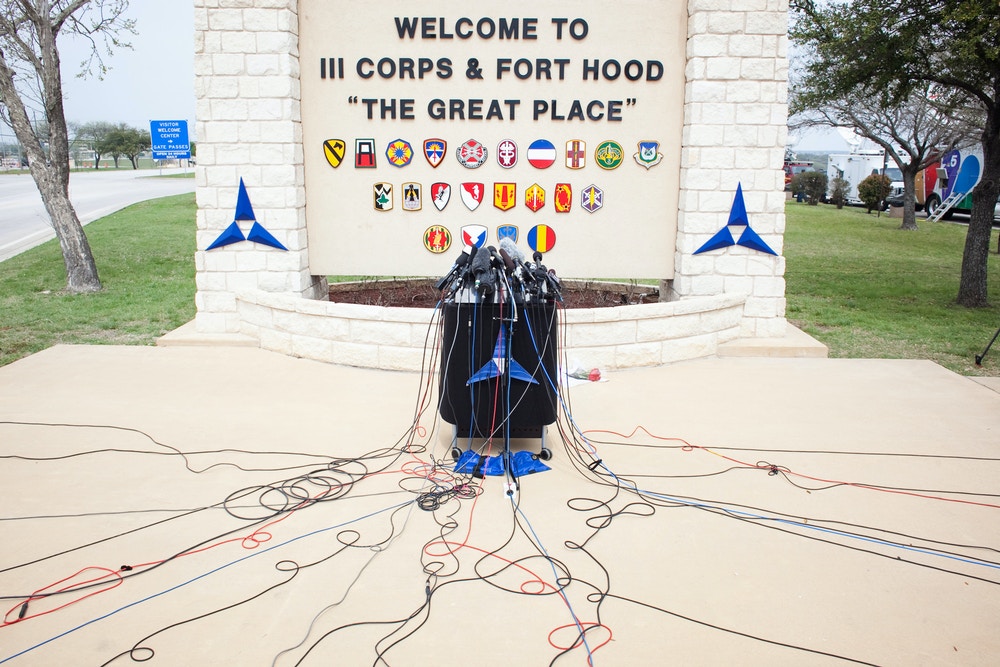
(73, 119, 115, 169)
(790, 0, 1000, 307)
(790, 84, 977, 231)
(858, 173, 891, 213)
(0, 1, 134, 293)
(791, 170, 827, 205)
(829, 176, 849, 209)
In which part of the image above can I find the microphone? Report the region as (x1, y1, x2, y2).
(470, 244, 495, 294)
(497, 248, 516, 275)
(435, 245, 474, 291)
(498, 237, 535, 288)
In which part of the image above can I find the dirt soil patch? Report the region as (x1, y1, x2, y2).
(329, 278, 661, 308)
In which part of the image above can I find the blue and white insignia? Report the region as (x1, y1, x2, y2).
(460, 224, 488, 249)
(634, 141, 663, 169)
(467, 327, 538, 385)
(402, 182, 421, 211)
(497, 225, 518, 243)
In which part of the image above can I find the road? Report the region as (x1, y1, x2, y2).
(0, 168, 196, 262)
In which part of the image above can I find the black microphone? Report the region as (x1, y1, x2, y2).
(435, 245, 474, 291)
(470, 244, 495, 294)
(499, 237, 535, 285)
(497, 248, 516, 275)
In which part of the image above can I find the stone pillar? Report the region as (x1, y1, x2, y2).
(193, 0, 325, 336)
(674, 0, 789, 337)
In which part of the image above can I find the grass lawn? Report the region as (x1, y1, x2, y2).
(1, 194, 999, 376)
(784, 201, 1000, 376)
(0, 193, 196, 367)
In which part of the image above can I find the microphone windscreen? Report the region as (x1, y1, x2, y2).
(498, 237, 524, 264)
(470, 244, 492, 278)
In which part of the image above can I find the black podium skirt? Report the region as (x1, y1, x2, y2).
(438, 300, 558, 438)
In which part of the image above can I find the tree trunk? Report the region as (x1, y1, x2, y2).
(957, 121, 1000, 307)
(899, 165, 919, 230)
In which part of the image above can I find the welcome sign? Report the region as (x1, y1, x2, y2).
(299, 0, 686, 277)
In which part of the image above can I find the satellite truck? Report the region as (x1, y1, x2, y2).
(825, 150, 903, 206)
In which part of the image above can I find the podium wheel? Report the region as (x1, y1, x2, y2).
(538, 447, 552, 461)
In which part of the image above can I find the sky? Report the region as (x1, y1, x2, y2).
(58, 0, 196, 136)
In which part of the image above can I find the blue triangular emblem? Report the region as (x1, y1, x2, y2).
(727, 183, 749, 226)
(467, 328, 538, 385)
(737, 226, 777, 255)
(206, 221, 245, 250)
(247, 221, 288, 250)
(234, 178, 256, 221)
(694, 226, 735, 254)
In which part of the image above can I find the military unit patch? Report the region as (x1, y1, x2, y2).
(554, 183, 572, 212)
(402, 182, 421, 211)
(373, 182, 392, 211)
(527, 224, 556, 253)
(497, 225, 518, 243)
(581, 184, 604, 213)
(526, 139, 556, 168)
(424, 225, 451, 253)
(565, 140, 586, 169)
(494, 183, 516, 211)
(634, 141, 662, 169)
(456, 139, 487, 168)
(423, 138, 446, 168)
(525, 183, 545, 212)
(323, 139, 346, 168)
(460, 182, 485, 210)
(430, 182, 451, 211)
(355, 138, 376, 168)
(595, 140, 624, 170)
(386, 139, 414, 167)
(461, 224, 488, 248)
(496, 139, 518, 169)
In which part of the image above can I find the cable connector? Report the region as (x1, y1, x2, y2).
(503, 481, 518, 498)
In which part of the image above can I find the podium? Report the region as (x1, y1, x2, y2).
(438, 300, 558, 456)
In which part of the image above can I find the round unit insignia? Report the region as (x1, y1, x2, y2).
(527, 224, 556, 253)
(424, 226, 452, 253)
(526, 139, 556, 169)
(456, 139, 488, 168)
(497, 139, 518, 168)
(595, 140, 624, 170)
(386, 139, 414, 167)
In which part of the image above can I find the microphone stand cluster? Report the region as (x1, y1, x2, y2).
(436, 242, 563, 305)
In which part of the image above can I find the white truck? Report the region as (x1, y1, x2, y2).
(826, 150, 903, 206)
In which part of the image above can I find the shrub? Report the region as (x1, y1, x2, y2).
(829, 177, 850, 209)
(791, 170, 828, 205)
(857, 173, 891, 213)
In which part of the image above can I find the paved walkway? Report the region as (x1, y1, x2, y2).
(1, 345, 999, 665)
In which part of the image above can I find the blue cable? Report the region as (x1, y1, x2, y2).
(1, 500, 415, 665)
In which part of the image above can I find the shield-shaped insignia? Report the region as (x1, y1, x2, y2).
(634, 141, 663, 169)
(461, 225, 488, 249)
(595, 140, 624, 170)
(581, 184, 604, 213)
(565, 140, 586, 169)
(457, 139, 487, 168)
(386, 139, 414, 167)
(527, 224, 556, 253)
(323, 139, 346, 168)
(497, 225, 518, 243)
(424, 139, 446, 168)
(525, 183, 545, 212)
(430, 183, 451, 211)
(424, 225, 451, 253)
(355, 138, 376, 168)
(460, 182, 485, 211)
(374, 183, 393, 211)
(402, 182, 421, 211)
(497, 139, 518, 168)
(554, 184, 572, 213)
(494, 183, 516, 211)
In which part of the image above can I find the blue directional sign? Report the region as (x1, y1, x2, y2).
(150, 120, 191, 160)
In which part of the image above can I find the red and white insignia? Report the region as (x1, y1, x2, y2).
(430, 183, 451, 211)
(402, 182, 421, 211)
(496, 139, 518, 169)
(554, 184, 572, 213)
(456, 139, 487, 168)
(494, 183, 516, 211)
(355, 138, 376, 168)
(565, 140, 586, 169)
(525, 184, 545, 212)
(460, 182, 485, 211)
(424, 139, 446, 168)
(424, 225, 451, 253)
(461, 225, 488, 249)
